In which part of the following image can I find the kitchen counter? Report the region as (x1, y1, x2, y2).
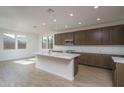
(35, 52, 80, 60)
(112, 57, 124, 64)
(72, 51, 124, 56)
(35, 52, 80, 80)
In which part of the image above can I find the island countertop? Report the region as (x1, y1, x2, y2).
(112, 56, 124, 64)
(34, 52, 80, 60)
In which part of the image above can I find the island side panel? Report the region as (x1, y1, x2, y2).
(74, 57, 78, 76)
(35, 55, 75, 80)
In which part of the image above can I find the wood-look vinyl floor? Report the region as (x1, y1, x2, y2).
(0, 58, 112, 87)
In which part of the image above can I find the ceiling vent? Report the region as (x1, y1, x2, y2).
(33, 25, 38, 28)
(47, 8, 55, 14)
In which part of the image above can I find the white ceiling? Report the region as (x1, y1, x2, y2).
(0, 6, 124, 34)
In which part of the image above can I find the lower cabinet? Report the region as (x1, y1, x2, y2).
(113, 63, 124, 87)
(77, 53, 113, 69)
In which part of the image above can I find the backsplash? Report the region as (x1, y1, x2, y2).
(53, 45, 124, 55)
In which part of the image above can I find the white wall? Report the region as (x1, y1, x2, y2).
(0, 31, 39, 61)
(39, 20, 124, 55)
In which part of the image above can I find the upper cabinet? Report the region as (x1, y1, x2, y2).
(85, 29, 103, 45)
(74, 31, 86, 45)
(100, 25, 124, 45)
(54, 32, 74, 45)
(74, 29, 103, 45)
(54, 24, 124, 45)
(109, 25, 124, 45)
(100, 27, 110, 45)
(54, 34, 63, 45)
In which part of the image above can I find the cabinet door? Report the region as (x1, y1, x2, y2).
(85, 54, 103, 67)
(116, 63, 124, 86)
(85, 29, 102, 45)
(54, 32, 74, 45)
(74, 31, 86, 45)
(78, 53, 113, 69)
(60, 33, 65, 45)
(78, 53, 87, 65)
(86, 53, 97, 66)
(110, 25, 124, 45)
(61, 32, 74, 44)
(100, 27, 110, 45)
(54, 34, 62, 45)
(90, 54, 101, 66)
(64, 32, 74, 39)
(78, 53, 100, 66)
(86, 54, 113, 69)
(100, 54, 113, 69)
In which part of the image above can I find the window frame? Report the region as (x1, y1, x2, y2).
(17, 34, 27, 49)
(3, 33, 16, 50)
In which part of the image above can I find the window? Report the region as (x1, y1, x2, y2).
(42, 36, 53, 49)
(3, 33, 15, 49)
(48, 36, 53, 49)
(42, 36, 47, 49)
(17, 35, 27, 49)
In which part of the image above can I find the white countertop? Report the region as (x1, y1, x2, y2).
(112, 57, 124, 63)
(35, 52, 80, 60)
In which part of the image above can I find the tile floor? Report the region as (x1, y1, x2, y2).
(0, 58, 112, 87)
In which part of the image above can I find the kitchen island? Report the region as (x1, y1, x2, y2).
(35, 52, 80, 80)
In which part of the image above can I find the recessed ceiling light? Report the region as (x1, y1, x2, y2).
(97, 18, 101, 21)
(53, 19, 57, 22)
(69, 13, 74, 16)
(94, 6, 98, 9)
(65, 25, 68, 28)
(42, 23, 46, 26)
(78, 22, 82, 25)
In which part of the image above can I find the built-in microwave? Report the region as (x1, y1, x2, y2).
(65, 39, 74, 46)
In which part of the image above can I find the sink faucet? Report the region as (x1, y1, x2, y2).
(48, 49, 52, 53)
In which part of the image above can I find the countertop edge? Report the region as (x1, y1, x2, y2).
(112, 56, 124, 63)
(34, 52, 80, 60)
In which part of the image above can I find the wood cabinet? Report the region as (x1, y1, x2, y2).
(74, 29, 103, 45)
(113, 63, 124, 87)
(100, 25, 124, 45)
(85, 29, 102, 45)
(54, 32, 74, 45)
(54, 24, 124, 45)
(109, 25, 124, 45)
(54, 34, 63, 45)
(77, 53, 87, 65)
(74, 31, 86, 45)
(100, 27, 110, 45)
(100, 54, 113, 68)
(77, 53, 113, 69)
(74, 57, 78, 76)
